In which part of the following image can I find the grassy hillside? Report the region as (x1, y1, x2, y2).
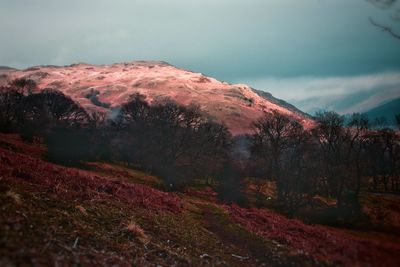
(1, 134, 400, 266)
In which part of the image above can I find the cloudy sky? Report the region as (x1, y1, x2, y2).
(1, 0, 400, 114)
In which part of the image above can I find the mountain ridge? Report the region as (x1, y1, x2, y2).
(0, 61, 313, 134)
(364, 97, 400, 127)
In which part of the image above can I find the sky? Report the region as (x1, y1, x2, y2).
(1, 0, 400, 114)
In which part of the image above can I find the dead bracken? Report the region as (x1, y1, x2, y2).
(125, 221, 149, 244)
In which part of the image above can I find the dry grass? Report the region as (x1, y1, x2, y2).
(0, 147, 182, 213)
(5, 190, 22, 205)
(226, 204, 400, 266)
(85, 162, 162, 188)
(0, 133, 45, 158)
(125, 221, 149, 244)
(75, 205, 88, 216)
(1, 133, 399, 266)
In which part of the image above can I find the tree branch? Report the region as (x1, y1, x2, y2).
(369, 17, 400, 39)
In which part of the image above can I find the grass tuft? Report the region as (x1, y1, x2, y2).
(5, 190, 22, 205)
(75, 205, 88, 216)
(125, 221, 149, 244)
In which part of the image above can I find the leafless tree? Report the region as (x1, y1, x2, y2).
(117, 95, 231, 190)
(312, 111, 348, 209)
(0, 86, 23, 132)
(368, 0, 400, 39)
(347, 113, 370, 196)
(10, 78, 37, 95)
(251, 111, 314, 210)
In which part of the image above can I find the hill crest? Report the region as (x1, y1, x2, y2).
(1, 61, 312, 134)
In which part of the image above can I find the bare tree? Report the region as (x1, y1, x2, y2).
(16, 89, 88, 141)
(368, 0, 400, 39)
(0, 86, 23, 132)
(312, 111, 348, 209)
(117, 95, 231, 190)
(10, 78, 37, 95)
(252, 111, 303, 203)
(379, 128, 399, 191)
(347, 113, 370, 195)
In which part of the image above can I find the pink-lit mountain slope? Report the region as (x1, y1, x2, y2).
(0, 61, 312, 135)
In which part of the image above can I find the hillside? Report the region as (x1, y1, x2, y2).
(1, 134, 400, 266)
(364, 98, 400, 127)
(0, 61, 312, 135)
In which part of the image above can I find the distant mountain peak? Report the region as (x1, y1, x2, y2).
(364, 97, 400, 127)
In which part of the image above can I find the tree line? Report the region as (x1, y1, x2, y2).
(0, 80, 232, 192)
(249, 110, 400, 217)
(1, 79, 400, 219)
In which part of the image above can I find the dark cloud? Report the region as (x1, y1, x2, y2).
(1, 0, 400, 112)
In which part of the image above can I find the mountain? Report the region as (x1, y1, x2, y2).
(0, 66, 17, 71)
(364, 98, 400, 127)
(0, 66, 17, 84)
(251, 89, 312, 119)
(1, 61, 312, 135)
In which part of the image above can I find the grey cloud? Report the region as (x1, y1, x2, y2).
(239, 71, 400, 114)
(1, 0, 400, 79)
(1, 0, 400, 114)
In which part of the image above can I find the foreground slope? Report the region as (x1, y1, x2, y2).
(1, 134, 400, 266)
(1, 61, 312, 134)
